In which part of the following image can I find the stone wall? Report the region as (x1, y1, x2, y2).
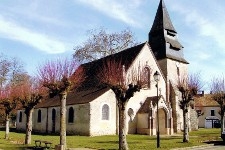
(89, 90, 117, 136)
(189, 108, 198, 130)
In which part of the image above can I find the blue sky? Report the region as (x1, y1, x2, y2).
(1, 0, 225, 90)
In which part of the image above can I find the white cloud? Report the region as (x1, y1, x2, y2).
(76, 0, 141, 27)
(0, 16, 68, 54)
(171, 2, 225, 52)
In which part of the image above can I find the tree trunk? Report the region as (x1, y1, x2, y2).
(118, 101, 128, 150)
(25, 109, 33, 144)
(183, 109, 189, 143)
(59, 93, 67, 150)
(5, 114, 9, 140)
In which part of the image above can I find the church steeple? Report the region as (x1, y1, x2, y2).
(149, 0, 188, 63)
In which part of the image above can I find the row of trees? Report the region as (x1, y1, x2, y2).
(0, 29, 138, 150)
(179, 74, 225, 144)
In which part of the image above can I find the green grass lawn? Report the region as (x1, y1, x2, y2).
(0, 128, 222, 150)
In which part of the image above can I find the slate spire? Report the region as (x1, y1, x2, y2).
(149, 0, 188, 63)
(150, 0, 176, 34)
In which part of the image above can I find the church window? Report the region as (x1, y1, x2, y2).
(176, 63, 180, 77)
(52, 109, 56, 120)
(37, 109, 41, 123)
(102, 104, 109, 120)
(128, 108, 134, 121)
(19, 111, 22, 122)
(177, 66, 180, 77)
(68, 107, 74, 123)
(143, 67, 151, 88)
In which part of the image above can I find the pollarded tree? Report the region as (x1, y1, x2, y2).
(210, 76, 225, 134)
(177, 73, 201, 143)
(38, 58, 84, 150)
(97, 58, 145, 150)
(18, 77, 47, 144)
(0, 85, 18, 139)
(73, 28, 139, 63)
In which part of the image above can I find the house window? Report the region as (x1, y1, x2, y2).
(37, 109, 42, 123)
(102, 104, 109, 120)
(211, 110, 215, 116)
(68, 107, 74, 123)
(19, 111, 22, 122)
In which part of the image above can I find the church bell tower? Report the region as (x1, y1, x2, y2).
(148, 0, 188, 78)
(148, 0, 190, 133)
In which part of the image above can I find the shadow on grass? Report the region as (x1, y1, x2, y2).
(160, 137, 182, 140)
(204, 140, 225, 146)
(96, 141, 118, 144)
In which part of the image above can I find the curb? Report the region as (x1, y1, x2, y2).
(171, 144, 215, 150)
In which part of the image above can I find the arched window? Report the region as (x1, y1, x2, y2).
(102, 104, 109, 120)
(19, 111, 22, 122)
(68, 107, 74, 123)
(143, 67, 151, 88)
(37, 109, 41, 123)
(52, 109, 56, 121)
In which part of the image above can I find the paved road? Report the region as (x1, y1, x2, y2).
(172, 144, 225, 150)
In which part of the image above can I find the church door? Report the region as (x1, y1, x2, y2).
(157, 108, 167, 134)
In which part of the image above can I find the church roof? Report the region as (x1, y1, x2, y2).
(82, 42, 146, 70)
(79, 42, 146, 88)
(150, 0, 176, 34)
(36, 43, 147, 108)
(138, 96, 158, 113)
(36, 87, 110, 108)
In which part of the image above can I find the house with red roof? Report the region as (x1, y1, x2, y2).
(195, 93, 221, 128)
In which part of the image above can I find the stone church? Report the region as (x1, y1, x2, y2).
(16, 0, 197, 136)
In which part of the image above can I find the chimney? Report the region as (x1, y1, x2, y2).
(202, 91, 204, 97)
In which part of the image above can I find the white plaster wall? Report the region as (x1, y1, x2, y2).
(158, 58, 188, 132)
(66, 104, 90, 135)
(197, 106, 220, 128)
(126, 44, 166, 96)
(166, 59, 188, 85)
(125, 44, 167, 134)
(47, 107, 60, 133)
(33, 108, 47, 133)
(16, 110, 26, 131)
(17, 103, 91, 135)
(89, 90, 117, 136)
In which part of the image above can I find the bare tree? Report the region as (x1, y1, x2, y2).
(0, 54, 26, 87)
(73, 28, 139, 63)
(0, 85, 17, 139)
(177, 73, 201, 143)
(0, 54, 11, 87)
(210, 76, 225, 134)
(38, 58, 84, 150)
(97, 58, 144, 150)
(9, 57, 26, 85)
(18, 77, 46, 144)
